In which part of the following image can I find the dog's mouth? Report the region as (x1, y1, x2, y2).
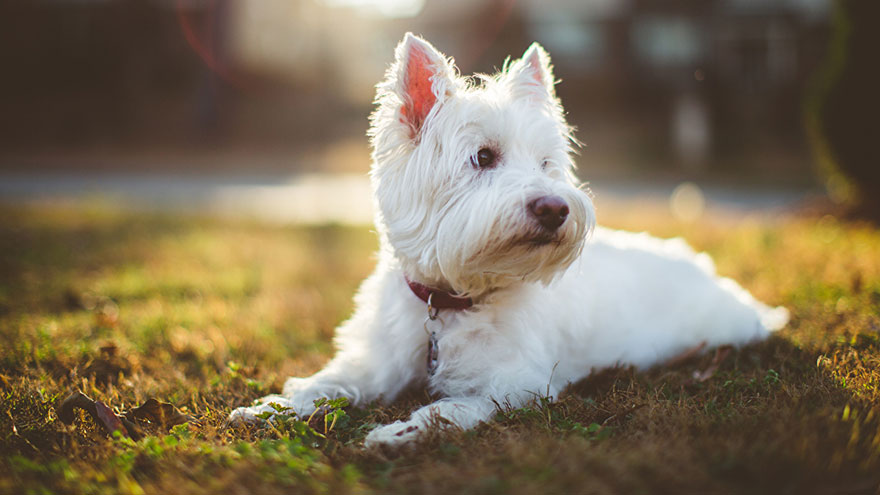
(525, 232, 559, 246)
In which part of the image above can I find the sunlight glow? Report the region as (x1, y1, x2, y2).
(320, 0, 425, 18)
(669, 182, 705, 222)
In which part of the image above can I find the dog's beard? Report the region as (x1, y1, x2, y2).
(432, 186, 594, 296)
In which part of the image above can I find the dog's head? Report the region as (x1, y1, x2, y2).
(370, 33, 595, 297)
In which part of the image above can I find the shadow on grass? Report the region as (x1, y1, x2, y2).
(348, 334, 880, 494)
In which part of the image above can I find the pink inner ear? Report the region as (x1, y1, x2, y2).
(525, 51, 545, 86)
(401, 46, 438, 136)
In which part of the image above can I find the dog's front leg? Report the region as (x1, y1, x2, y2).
(228, 269, 427, 424)
(364, 396, 497, 447)
(228, 348, 420, 423)
(228, 340, 421, 423)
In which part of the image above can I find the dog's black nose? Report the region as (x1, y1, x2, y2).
(528, 195, 569, 231)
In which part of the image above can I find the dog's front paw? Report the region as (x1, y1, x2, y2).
(227, 395, 294, 424)
(364, 421, 423, 448)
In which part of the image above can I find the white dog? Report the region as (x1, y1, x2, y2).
(229, 34, 788, 447)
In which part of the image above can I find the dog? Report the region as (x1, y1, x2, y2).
(229, 33, 789, 447)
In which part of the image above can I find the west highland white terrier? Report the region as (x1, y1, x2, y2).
(229, 33, 789, 447)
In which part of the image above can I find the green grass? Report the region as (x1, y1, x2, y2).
(2, 203, 880, 494)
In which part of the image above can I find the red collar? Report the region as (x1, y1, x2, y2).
(406, 276, 473, 311)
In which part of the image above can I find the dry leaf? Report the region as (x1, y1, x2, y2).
(666, 341, 708, 367)
(126, 398, 198, 429)
(58, 391, 140, 439)
(59, 391, 197, 439)
(691, 346, 732, 383)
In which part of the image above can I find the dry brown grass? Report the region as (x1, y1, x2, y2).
(1, 203, 879, 494)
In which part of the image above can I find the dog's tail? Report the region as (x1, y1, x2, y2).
(759, 304, 790, 332)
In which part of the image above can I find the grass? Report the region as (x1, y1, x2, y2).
(1, 202, 880, 494)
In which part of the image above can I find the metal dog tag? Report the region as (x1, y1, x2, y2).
(426, 331, 439, 375)
(424, 293, 442, 376)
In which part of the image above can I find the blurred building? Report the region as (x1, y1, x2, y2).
(0, 0, 831, 180)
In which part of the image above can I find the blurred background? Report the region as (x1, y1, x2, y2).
(0, 0, 874, 223)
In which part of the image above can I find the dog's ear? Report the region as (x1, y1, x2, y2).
(387, 33, 456, 138)
(507, 42, 557, 101)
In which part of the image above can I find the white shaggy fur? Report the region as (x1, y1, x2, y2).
(228, 34, 788, 447)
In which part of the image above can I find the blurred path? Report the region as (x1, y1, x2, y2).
(0, 172, 819, 225)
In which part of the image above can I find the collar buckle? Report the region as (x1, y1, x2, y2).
(426, 293, 440, 320)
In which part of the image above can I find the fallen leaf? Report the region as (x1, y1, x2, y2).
(126, 398, 198, 429)
(94, 401, 126, 436)
(666, 341, 708, 367)
(691, 346, 732, 383)
(59, 391, 197, 440)
(58, 391, 141, 439)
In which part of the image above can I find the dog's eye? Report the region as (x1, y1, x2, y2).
(471, 148, 497, 169)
